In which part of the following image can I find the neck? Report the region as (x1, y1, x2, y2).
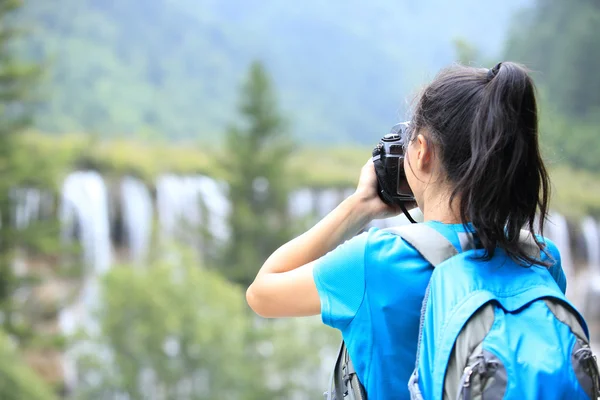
(421, 189, 463, 224)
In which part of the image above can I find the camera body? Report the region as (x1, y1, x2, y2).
(372, 122, 416, 206)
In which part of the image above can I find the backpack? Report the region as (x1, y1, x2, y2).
(324, 223, 600, 399)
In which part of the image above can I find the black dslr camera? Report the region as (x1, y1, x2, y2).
(372, 122, 417, 223)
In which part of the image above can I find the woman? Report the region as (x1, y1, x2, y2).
(245, 62, 565, 399)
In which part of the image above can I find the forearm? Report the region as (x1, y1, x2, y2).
(256, 194, 374, 278)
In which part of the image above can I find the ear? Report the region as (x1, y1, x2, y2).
(415, 134, 433, 171)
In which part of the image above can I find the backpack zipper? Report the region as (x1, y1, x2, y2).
(456, 359, 480, 400)
(457, 355, 500, 400)
(412, 281, 432, 376)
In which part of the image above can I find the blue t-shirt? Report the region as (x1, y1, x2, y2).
(313, 221, 566, 400)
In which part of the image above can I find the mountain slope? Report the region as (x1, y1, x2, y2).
(18, 0, 529, 143)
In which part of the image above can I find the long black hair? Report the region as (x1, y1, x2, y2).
(409, 62, 551, 266)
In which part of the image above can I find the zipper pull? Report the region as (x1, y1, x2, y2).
(463, 365, 474, 387)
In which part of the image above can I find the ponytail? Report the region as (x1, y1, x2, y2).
(411, 62, 551, 265)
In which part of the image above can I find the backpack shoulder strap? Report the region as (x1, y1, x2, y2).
(384, 224, 458, 267)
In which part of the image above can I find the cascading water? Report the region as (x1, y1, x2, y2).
(156, 174, 203, 242)
(10, 187, 54, 230)
(156, 174, 230, 246)
(196, 176, 230, 243)
(316, 189, 342, 218)
(581, 217, 600, 267)
(545, 212, 574, 277)
(58, 170, 112, 335)
(60, 171, 112, 276)
(581, 217, 600, 319)
(288, 188, 316, 219)
(57, 171, 112, 393)
(120, 176, 153, 262)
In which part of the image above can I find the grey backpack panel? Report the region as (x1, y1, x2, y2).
(545, 298, 600, 399)
(443, 303, 495, 400)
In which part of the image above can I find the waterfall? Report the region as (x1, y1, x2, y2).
(10, 187, 54, 230)
(60, 171, 112, 275)
(57, 171, 112, 393)
(58, 171, 112, 335)
(120, 176, 153, 262)
(581, 217, 600, 267)
(196, 176, 230, 243)
(288, 187, 355, 221)
(545, 212, 574, 276)
(156, 174, 230, 244)
(316, 189, 342, 218)
(288, 188, 316, 219)
(156, 174, 203, 241)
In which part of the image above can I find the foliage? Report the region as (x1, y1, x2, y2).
(74, 246, 339, 399)
(12, 0, 528, 144)
(220, 62, 297, 286)
(505, 0, 600, 120)
(504, 0, 600, 172)
(0, 0, 65, 345)
(0, 2, 75, 396)
(0, 329, 56, 400)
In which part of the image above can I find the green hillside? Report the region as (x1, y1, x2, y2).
(15, 0, 528, 143)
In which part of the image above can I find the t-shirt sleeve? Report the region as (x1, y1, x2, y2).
(539, 236, 567, 294)
(312, 231, 369, 331)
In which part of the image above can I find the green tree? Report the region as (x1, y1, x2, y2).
(0, 0, 39, 334)
(0, 0, 66, 396)
(220, 61, 296, 286)
(504, 0, 600, 171)
(452, 38, 482, 66)
(505, 0, 600, 120)
(0, 330, 56, 400)
(74, 246, 337, 399)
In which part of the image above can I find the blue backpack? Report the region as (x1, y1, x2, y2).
(326, 224, 600, 400)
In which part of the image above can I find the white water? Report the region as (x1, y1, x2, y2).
(58, 170, 112, 362)
(316, 189, 342, 218)
(156, 174, 203, 242)
(10, 187, 54, 230)
(120, 176, 153, 262)
(545, 212, 574, 276)
(156, 174, 230, 245)
(196, 176, 230, 243)
(288, 188, 316, 219)
(580, 217, 600, 319)
(60, 171, 112, 276)
(581, 217, 600, 268)
(57, 171, 112, 393)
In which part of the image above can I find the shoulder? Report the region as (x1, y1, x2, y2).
(533, 234, 567, 292)
(534, 234, 561, 266)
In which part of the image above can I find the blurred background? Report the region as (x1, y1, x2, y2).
(0, 0, 599, 398)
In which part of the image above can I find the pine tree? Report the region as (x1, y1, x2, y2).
(0, 0, 39, 338)
(221, 61, 296, 286)
(0, 1, 59, 398)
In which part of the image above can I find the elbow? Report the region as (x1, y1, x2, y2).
(246, 282, 272, 318)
